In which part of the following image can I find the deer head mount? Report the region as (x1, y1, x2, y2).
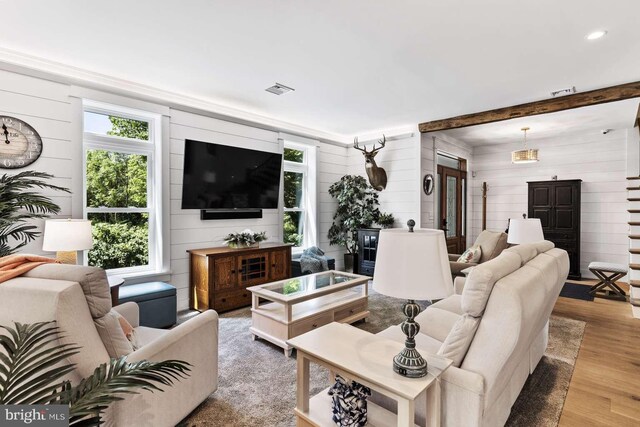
(353, 135, 388, 191)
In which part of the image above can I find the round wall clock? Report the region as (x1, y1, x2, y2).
(0, 116, 43, 169)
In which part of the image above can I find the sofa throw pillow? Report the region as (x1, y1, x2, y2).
(94, 310, 134, 358)
(437, 314, 480, 367)
(114, 310, 140, 351)
(456, 245, 482, 264)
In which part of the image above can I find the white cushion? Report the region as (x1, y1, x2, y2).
(588, 262, 627, 274)
(457, 245, 482, 263)
(415, 306, 461, 343)
(461, 251, 521, 317)
(431, 294, 463, 316)
(504, 244, 538, 266)
(532, 240, 554, 253)
(94, 310, 134, 358)
(377, 325, 443, 354)
(438, 315, 480, 367)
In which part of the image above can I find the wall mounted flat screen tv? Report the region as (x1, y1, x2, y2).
(181, 139, 282, 210)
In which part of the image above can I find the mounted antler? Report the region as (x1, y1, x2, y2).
(353, 134, 387, 191)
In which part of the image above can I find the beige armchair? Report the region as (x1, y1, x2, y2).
(449, 230, 508, 277)
(0, 263, 218, 427)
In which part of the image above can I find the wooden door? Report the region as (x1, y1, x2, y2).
(437, 165, 467, 254)
(212, 256, 237, 291)
(270, 249, 289, 281)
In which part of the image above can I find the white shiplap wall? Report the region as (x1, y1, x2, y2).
(168, 109, 284, 309)
(420, 132, 474, 247)
(471, 128, 630, 277)
(420, 135, 436, 228)
(346, 134, 421, 229)
(0, 70, 77, 254)
(318, 143, 349, 269)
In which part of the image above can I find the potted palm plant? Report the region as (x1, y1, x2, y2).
(328, 175, 382, 272)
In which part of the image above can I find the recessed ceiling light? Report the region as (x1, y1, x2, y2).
(586, 30, 607, 40)
(265, 83, 295, 95)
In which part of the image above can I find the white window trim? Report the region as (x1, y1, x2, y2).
(283, 141, 317, 254)
(82, 99, 163, 277)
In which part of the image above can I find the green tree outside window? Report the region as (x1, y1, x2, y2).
(86, 116, 150, 270)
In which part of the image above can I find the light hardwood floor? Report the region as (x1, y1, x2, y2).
(554, 281, 640, 426)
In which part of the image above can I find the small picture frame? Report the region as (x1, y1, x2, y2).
(423, 174, 434, 195)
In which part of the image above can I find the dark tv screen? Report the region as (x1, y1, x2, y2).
(181, 139, 282, 210)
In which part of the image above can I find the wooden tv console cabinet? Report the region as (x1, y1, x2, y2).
(188, 242, 292, 313)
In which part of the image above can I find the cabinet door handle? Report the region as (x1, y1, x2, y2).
(221, 298, 226, 303)
(231, 270, 236, 274)
(243, 293, 247, 298)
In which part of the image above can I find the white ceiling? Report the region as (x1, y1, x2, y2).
(0, 0, 639, 138)
(443, 98, 640, 146)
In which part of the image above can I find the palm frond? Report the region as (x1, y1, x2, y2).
(0, 322, 192, 427)
(0, 171, 69, 256)
(0, 322, 80, 405)
(65, 357, 191, 426)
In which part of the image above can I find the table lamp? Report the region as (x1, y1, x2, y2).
(42, 219, 93, 264)
(373, 220, 453, 378)
(507, 217, 544, 244)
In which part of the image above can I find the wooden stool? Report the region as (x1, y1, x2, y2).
(588, 262, 628, 301)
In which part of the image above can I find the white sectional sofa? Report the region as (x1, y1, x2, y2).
(376, 241, 569, 426)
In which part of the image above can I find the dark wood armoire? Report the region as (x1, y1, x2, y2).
(357, 228, 380, 276)
(528, 179, 582, 279)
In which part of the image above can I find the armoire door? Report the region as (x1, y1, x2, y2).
(528, 180, 582, 279)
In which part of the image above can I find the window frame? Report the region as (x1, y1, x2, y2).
(283, 141, 317, 253)
(82, 100, 162, 276)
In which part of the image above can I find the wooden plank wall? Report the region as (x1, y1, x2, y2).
(0, 69, 76, 255)
(471, 128, 628, 277)
(346, 134, 421, 229)
(317, 143, 349, 269)
(168, 109, 283, 309)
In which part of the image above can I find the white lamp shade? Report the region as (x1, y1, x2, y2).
(373, 228, 453, 301)
(42, 219, 94, 251)
(507, 218, 544, 244)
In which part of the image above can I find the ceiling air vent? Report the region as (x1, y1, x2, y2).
(265, 83, 295, 95)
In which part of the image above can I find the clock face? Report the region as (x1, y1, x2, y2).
(0, 116, 43, 169)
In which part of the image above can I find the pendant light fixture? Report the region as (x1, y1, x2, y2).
(511, 127, 539, 164)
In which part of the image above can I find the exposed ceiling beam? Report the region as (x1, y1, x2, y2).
(419, 81, 640, 133)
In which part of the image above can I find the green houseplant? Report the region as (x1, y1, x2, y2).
(376, 212, 395, 229)
(0, 321, 190, 426)
(223, 229, 268, 248)
(0, 171, 70, 257)
(328, 175, 382, 272)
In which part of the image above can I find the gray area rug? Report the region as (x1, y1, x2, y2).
(178, 291, 585, 427)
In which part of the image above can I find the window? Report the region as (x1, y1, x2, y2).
(83, 101, 162, 275)
(283, 141, 317, 251)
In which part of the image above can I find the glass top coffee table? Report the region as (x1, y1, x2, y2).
(247, 270, 370, 356)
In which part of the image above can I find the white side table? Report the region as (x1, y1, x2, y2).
(287, 322, 452, 427)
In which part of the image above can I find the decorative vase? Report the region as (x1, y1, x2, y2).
(344, 253, 356, 273)
(328, 375, 371, 427)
